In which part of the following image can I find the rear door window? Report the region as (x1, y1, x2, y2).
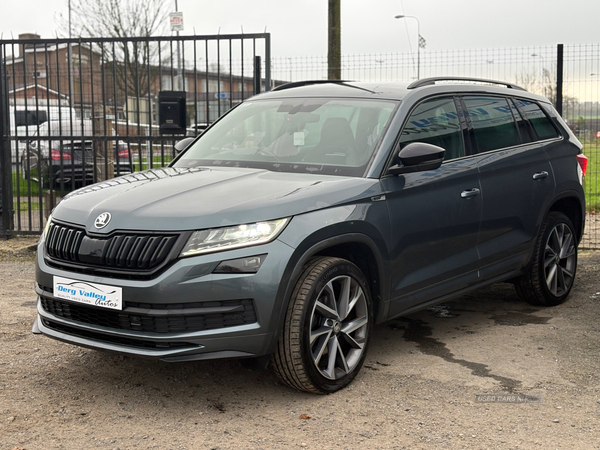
(463, 96, 520, 152)
(508, 99, 535, 144)
(513, 99, 559, 140)
(399, 97, 464, 160)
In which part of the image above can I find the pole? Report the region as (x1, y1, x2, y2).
(327, 0, 341, 80)
(531, 53, 546, 94)
(265, 33, 271, 90)
(175, 0, 182, 91)
(556, 44, 564, 115)
(395, 15, 421, 80)
(68, 0, 74, 109)
(0, 50, 14, 238)
(253, 56, 261, 95)
(416, 20, 420, 80)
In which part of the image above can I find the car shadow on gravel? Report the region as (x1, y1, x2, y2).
(27, 281, 556, 414)
(367, 281, 553, 392)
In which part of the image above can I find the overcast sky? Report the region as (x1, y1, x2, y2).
(1, 0, 598, 56)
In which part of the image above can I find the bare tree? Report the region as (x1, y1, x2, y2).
(62, 0, 170, 38)
(517, 66, 559, 106)
(515, 71, 538, 93)
(57, 0, 171, 99)
(517, 68, 579, 121)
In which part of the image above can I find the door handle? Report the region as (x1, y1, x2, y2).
(533, 171, 549, 180)
(460, 188, 480, 199)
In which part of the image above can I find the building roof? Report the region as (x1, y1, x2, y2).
(9, 84, 69, 99)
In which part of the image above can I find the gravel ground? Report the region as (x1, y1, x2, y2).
(1, 236, 600, 449)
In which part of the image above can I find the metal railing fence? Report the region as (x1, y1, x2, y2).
(0, 33, 271, 235)
(273, 44, 600, 248)
(2, 39, 600, 248)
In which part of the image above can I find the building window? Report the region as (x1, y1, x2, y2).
(162, 75, 173, 90)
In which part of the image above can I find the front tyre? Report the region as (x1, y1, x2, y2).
(272, 257, 372, 394)
(515, 212, 578, 306)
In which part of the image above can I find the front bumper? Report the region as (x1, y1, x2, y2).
(33, 237, 295, 361)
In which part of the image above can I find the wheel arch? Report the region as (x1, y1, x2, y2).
(312, 240, 383, 321)
(546, 192, 585, 244)
(266, 232, 389, 356)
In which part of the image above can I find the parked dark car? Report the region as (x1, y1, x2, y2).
(21, 119, 133, 188)
(33, 78, 586, 393)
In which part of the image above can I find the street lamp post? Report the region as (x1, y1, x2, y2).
(531, 53, 547, 96)
(531, 53, 546, 79)
(68, 0, 74, 109)
(175, 0, 182, 91)
(395, 14, 421, 80)
(375, 59, 385, 81)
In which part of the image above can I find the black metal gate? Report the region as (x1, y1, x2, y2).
(0, 33, 271, 236)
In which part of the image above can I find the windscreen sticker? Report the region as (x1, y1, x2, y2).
(293, 132, 305, 146)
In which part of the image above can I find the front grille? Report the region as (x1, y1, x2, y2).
(45, 221, 181, 275)
(42, 319, 197, 350)
(40, 296, 257, 333)
(46, 224, 85, 261)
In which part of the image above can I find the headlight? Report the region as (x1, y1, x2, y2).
(180, 218, 290, 257)
(43, 215, 53, 240)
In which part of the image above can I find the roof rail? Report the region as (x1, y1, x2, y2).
(407, 77, 526, 91)
(271, 80, 349, 91)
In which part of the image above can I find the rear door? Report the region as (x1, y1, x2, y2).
(463, 95, 556, 278)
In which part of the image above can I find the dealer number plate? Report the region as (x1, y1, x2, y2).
(53, 276, 123, 310)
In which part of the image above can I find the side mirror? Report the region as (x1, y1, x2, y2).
(386, 142, 445, 176)
(174, 137, 195, 153)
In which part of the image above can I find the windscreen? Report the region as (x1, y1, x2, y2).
(173, 98, 397, 176)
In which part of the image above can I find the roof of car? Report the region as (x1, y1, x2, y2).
(258, 78, 550, 103)
(260, 81, 411, 100)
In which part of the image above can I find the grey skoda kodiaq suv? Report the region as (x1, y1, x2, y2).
(33, 78, 587, 394)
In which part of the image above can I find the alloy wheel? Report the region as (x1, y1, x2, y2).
(544, 222, 576, 297)
(308, 275, 369, 380)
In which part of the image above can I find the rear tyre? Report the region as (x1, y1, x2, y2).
(515, 212, 578, 306)
(272, 257, 372, 394)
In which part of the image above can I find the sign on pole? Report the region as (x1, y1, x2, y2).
(170, 12, 184, 32)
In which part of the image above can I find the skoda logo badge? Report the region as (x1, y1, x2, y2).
(94, 212, 112, 229)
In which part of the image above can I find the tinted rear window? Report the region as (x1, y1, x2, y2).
(514, 100, 559, 140)
(464, 97, 520, 152)
(508, 99, 535, 144)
